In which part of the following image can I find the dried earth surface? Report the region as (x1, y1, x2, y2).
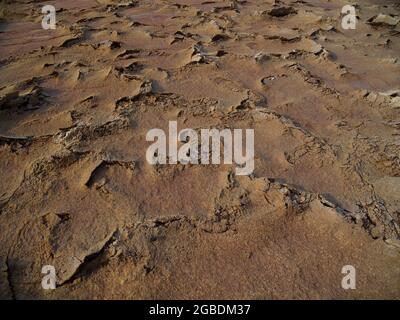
(0, 0, 399, 299)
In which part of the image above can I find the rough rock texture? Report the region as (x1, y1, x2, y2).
(0, 0, 399, 299)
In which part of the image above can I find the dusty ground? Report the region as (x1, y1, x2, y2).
(0, 0, 399, 299)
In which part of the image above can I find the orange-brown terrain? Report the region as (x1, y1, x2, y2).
(0, 0, 399, 299)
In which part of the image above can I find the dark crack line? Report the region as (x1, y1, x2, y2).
(5, 258, 16, 300)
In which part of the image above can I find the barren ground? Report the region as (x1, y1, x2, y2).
(0, 0, 399, 299)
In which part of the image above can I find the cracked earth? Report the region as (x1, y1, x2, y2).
(0, 0, 399, 299)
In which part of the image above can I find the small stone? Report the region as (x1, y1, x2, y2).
(371, 226, 383, 239)
(268, 6, 297, 17)
(379, 90, 400, 97)
(97, 40, 121, 50)
(254, 52, 271, 63)
(260, 76, 276, 86)
(368, 14, 400, 27)
(385, 239, 400, 249)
